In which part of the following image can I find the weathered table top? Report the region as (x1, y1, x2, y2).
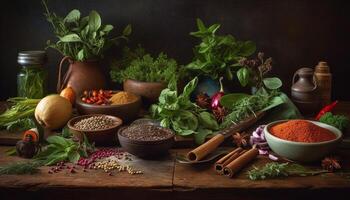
(1, 102, 350, 200)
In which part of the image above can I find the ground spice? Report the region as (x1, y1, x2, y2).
(110, 91, 138, 105)
(270, 120, 336, 143)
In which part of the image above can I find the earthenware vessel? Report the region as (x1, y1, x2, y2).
(123, 79, 166, 104)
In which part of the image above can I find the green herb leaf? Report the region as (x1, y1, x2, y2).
(88, 10, 101, 32)
(240, 41, 256, 56)
(237, 67, 250, 87)
(123, 24, 132, 36)
(194, 128, 213, 144)
(59, 34, 82, 42)
(46, 136, 70, 148)
(263, 77, 282, 90)
(198, 112, 219, 130)
(68, 151, 80, 163)
(64, 9, 80, 23)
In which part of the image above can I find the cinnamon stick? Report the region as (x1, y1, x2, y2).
(214, 148, 242, 174)
(187, 134, 225, 161)
(223, 148, 259, 178)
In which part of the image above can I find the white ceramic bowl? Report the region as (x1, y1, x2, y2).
(264, 120, 342, 162)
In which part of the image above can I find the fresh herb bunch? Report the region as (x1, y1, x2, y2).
(42, 0, 131, 61)
(110, 46, 183, 83)
(248, 162, 328, 180)
(18, 67, 46, 99)
(237, 52, 282, 90)
(5, 118, 36, 132)
(186, 18, 256, 80)
(150, 77, 219, 144)
(220, 93, 271, 129)
(0, 97, 40, 131)
(319, 112, 350, 131)
(0, 133, 94, 175)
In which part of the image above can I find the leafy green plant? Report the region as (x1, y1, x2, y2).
(42, 0, 131, 61)
(0, 132, 94, 175)
(18, 67, 46, 99)
(237, 52, 282, 90)
(150, 77, 219, 144)
(186, 18, 256, 80)
(248, 162, 328, 180)
(110, 46, 184, 83)
(319, 112, 350, 131)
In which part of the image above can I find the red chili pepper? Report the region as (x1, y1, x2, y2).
(315, 100, 338, 120)
(211, 77, 225, 109)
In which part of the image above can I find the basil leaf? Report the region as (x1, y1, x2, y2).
(59, 34, 82, 42)
(46, 136, 70, 148)
(237, 67, 250, 87)
(101, 24, 113, 33)
(44, 152, 68, 166)
(64, 9, 80, 23)
(194, 129, 213, 144)
(263, 77, 283, 90)
(88, 10, 101, 32)
(198, 112, 219, 130)
(181, 77, 198, 99)
(122, 24, 132, 36)
(196, 18, 206, 32)
(240, 41, 256, 56)
(68, 151, 80, 163)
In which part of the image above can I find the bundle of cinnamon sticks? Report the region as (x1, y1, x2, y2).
(215, 147, 258, 178)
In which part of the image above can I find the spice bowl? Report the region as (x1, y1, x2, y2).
(68, 114, 123, 146)
(76, 90, 142, 123)
(117, 124, 175, 159)
(264, 120, 343, 162)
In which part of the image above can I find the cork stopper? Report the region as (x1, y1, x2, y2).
(315, 61, 330, 73)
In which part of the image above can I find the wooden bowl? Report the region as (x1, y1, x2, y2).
(123, 79, 166, 104)
(75, 91, 142, 123)
(117, 125, 175, 159)
(68, 114, 123, 146)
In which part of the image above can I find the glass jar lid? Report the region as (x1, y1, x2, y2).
(18, 51, 47, 66)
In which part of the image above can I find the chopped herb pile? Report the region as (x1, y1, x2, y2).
(319, 112, 349, 131)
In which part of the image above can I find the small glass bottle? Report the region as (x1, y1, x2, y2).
(17, 51, 48, 99)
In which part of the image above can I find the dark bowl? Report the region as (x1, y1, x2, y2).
(123, 79, 166, 105)
(117, 125, 175, 159)
(75, 91, 142, 123)
(68, 114, 123, 146)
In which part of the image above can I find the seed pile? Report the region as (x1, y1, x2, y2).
(92, 160, 142, 175)
(74, 116, 117, 130)
(120, 124, 173, 141)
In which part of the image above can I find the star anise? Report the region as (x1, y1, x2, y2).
(196, 93, 210, 109)
(232, 132, 250, 148)
(212, 106, 227, 123)
(321, 156, 341, 172)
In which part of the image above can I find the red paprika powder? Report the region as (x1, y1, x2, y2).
(270, 120, 336, 143)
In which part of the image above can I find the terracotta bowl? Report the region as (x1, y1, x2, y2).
(75, 91, 142, 123)
(68, 114, 123, 146)
(123, 79, 166, 104)
(117, 125, 175, 159)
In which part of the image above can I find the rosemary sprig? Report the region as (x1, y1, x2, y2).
(248, 162, 329, 180)
(0, 161, 44, 175)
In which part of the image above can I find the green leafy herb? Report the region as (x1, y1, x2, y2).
(0, 133, 94, 175)
(150, 77, 218, 144)
(42, 0, 131, 61)
(186, 18, 256, 80)
(0, 161, 43, 175)
(238, 52, 282, 90)
(248, 162, 328, 180)
(319, 112, 350, 131)
(110, 46, 184, 83)
(0, 98, 40, 131)
(17, 67, 46, 99)
(5, 118, 36, 132)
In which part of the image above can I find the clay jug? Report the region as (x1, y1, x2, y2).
(57, 56, 106, 95)
(291, 67, 320, 114)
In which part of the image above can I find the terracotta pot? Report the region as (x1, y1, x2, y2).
(123, 79, 166, 104)
(57, 56, 106, 95)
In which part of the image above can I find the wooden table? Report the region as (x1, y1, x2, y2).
(1, 102, 350, 200)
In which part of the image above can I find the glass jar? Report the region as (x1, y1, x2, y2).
(17, 51, 48, 98)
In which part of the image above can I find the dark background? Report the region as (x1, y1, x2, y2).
(0, 0, 349, 100)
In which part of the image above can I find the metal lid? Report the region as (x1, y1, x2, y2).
(18, 51, 47, 66)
